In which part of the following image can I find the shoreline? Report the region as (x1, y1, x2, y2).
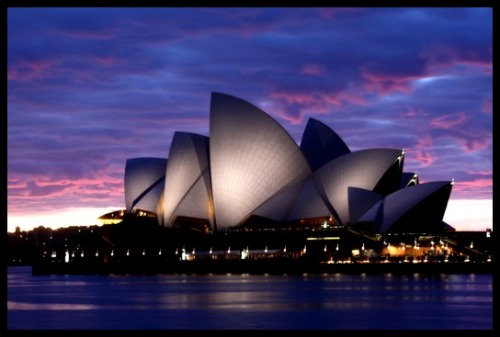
(30, 259, 493, 276)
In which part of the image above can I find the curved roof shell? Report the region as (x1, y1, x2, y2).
(124, 157, 167, 214)
(300, 118, 350, 171)
(314, 148, 403, 226)
(209, 92, 312, 230)
(287, 176, 331, 221)
(348, 187, 384, 225)
(356, 181, 453, 233)
(161, 132, 214, 227)
(252, 176, 309, 222)
(378, 180, 453, 233)
(400, 172, 419, 188)
(253, 175, 331, 222)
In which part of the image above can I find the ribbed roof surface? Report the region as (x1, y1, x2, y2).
(209, 92, 311, 229)
(161, 132, 213, 227)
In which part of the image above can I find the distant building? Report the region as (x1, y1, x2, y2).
(123, 92, 454, 234)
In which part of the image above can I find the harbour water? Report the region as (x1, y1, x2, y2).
(7, 266, 493, 330)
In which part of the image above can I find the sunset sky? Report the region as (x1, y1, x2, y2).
(7, 7, 492, 233)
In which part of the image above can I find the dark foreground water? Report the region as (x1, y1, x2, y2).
(7, 266, 493, 330)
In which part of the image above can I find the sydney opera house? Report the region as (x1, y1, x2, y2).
(122, 92, 454, 235)
(31, 92, 496, 276)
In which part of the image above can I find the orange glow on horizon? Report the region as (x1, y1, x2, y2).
(7, 207, 120, 233)
(6, 199, 492, 233)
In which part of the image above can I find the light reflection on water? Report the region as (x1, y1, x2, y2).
(7, 266, 492, 330)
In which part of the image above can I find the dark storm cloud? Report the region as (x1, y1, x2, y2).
(7, 7, 492, 219)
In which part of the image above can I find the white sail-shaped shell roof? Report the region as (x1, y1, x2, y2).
(252, 177, 308, 222)
(287, 176, 331, 221)
(209, 92, 312, 230)
(161, 132, 213, 227)
(124, 157, 167, 214)
(314, 148, 403, 226)
(252, 175, 330, 222)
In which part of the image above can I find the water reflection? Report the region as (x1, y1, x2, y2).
(7, 266, 492, 330)
(8, 302, 99, 310)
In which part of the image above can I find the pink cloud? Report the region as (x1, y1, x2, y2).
(271, 108, 302, 125)
(8, 174, 124, 202)
(398, 105, 428, 118)
(7, 177, 27, 189)
(270, 90, 367, 108)
(461, 137, 491, 154)
(451, 178, 492, 197)
(456, 178, 492, 189)
(267, 92, 331, 124)
(268, 90, 368, 124)
(269, 91, 321, 105)
(410, 150, 434, 167)
(421, 46, 492, 74)
(429, 112, 467, 129)
(464, 169, 492, 176)
(405, 136, 434, 167)
(34, 175, 121, 187)
(361, 70, 416, 96)
(8, 59, 60, 82)
(459, 60, 492, 75)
